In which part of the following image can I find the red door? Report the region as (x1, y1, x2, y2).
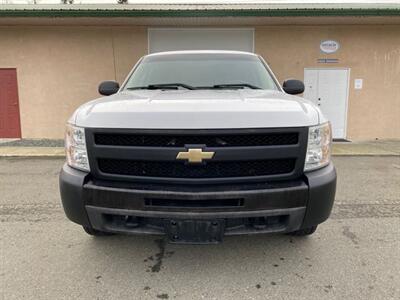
(0, 69, 21, 138)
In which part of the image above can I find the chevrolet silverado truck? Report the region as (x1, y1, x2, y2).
(59, 50, 336, 244)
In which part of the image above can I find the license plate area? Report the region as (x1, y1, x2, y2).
(164, 219, 225, 244)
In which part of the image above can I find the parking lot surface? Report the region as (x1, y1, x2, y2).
(1, 157, 399, 299)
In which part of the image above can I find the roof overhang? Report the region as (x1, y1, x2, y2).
(0, 3, 399, 25)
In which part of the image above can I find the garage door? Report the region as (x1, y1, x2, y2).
(148, 28, 254, 53)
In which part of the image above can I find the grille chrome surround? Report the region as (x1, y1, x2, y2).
(85, 128, 308, 184)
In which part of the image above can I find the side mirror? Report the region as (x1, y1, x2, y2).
(282, 79, 305, 95)
(98, 81, 120, 96)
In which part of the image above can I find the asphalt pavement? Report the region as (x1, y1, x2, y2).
(1, 156, 399, 300)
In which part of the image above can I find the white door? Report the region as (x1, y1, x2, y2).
(304, 69, 349, 139)
(148, 28, 254, 53)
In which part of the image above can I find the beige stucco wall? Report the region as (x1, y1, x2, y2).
(0, 26, 147, 139)
(0, 24, 399, 140)
(255, 25, 400, 140)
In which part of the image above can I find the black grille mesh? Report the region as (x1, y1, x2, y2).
(98, 159, 296, 179)
(94, 132, 298, 147)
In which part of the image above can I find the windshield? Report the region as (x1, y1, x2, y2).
(123, 53, 279, 90)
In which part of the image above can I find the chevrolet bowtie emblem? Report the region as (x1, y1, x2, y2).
(176, 148, 215, 163)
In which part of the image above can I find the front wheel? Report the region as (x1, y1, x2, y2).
(82, 226, 114, 236)
(289, 225, 318, 236)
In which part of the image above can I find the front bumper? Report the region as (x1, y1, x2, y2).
(59, 163, 336, 238)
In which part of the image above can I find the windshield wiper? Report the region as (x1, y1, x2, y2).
(210, 83, 261, 90)
(127, 83, 196, 90)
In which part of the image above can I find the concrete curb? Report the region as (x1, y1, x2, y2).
(0, 145, 399, 158)
(0, 147, 65, 157)
(332, 143, 399, 156)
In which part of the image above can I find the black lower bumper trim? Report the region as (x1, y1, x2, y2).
(86, 205, 306, 240)
(59, 162, 336, 238)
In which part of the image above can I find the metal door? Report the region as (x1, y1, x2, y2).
(0, 69, 21, 138)
(304, 68, 349, 139)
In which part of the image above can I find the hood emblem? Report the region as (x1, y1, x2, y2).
(176, 148, 215, 164)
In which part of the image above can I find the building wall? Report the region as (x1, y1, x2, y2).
(0, 24, 399, 140)
(0, 26, 147, 139)
(255, 25, 400, 140)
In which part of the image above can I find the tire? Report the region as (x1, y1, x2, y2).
(289, 225, 318, 236)
(82, 226, 114, 236)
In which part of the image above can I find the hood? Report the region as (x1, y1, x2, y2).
(72, 90, 320, 129)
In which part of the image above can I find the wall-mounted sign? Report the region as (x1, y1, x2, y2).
(320, 40, 340, 54)
(354, 79, 363, 90)
(317, 58, 339, 64)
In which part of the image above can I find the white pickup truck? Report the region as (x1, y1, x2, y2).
(60, 50, 336, 244)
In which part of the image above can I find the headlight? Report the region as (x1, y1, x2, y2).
(304, 122, 332, 171)
(65, 124, 90, 172)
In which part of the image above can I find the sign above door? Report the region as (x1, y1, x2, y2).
(320, 40, 340, 54)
